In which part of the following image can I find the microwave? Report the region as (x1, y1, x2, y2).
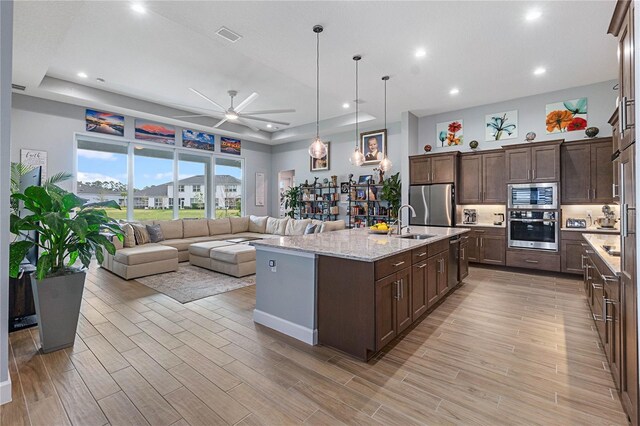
(507, 183, 558, 210)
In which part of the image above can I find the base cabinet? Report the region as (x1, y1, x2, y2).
(459, 238, 469, 281)
(464, 227, 506, 266)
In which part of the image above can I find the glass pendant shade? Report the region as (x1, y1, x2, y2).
(309, 137, 328, 159)
(349, 147, 365, 166)
(379, 156, 392, 172)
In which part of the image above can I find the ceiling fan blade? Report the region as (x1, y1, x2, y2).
(189, 88, 227, 112)
(241, 108, 296, 115)
(213, 117, 229, 128)
(240, 115, 290, 126)
(172, 113, 220, 119)
(236, 117, 260, 132)
(235, 92, 259, 112)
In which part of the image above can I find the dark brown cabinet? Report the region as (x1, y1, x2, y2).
(506, 249, 560, 272)
(409, 153, 458, 185)
(459, 151, 506, 204)
(465, 227, 506, 266)
(374, 266, 412, 351)
(560, 231, 610, 275)
(504, 141, 561, 184)
(434, 252, 449, 297)
(411, 260, 428, 320)
(561, 138, 614, 204)
(459, 237, 469, 281)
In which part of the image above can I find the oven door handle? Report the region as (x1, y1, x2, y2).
(508, 219, 557, 223)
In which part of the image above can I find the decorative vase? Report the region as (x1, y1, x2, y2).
(424, 144, 432, 153)
(585, 127, 600, 138)
(469, 140, 479, 150)
(525, 132, 536, 142)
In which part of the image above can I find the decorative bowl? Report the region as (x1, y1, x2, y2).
(585, 127, 600, 138)
(424, 144, 432, 152)
(469, 140, 479, 149)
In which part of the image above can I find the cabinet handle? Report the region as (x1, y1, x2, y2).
(417, 252, 427, 257)
(593, 312, 604, 322)
(524, 259, 539, 264)
(400, 278, 404, 299)
(417, 263, 427, 269)
(585, 264, 592, 280)
(581, 254, 586, 269)
(620, 96, 626, 137)
(480, 238, 483, 247)
(461, 248, 465, 260)
(593, 188, 596, 199)
(392, 261, 405, 267)
(603, 296, 609, 323)
(601, 274, 618, 283)
(394, 280, 399, 300)
(613, 183, 618, 198)
(592, 282, 603, 290)
(532, 169, 536, 180)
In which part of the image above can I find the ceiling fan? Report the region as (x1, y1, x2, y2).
(173, 88, 295, 131)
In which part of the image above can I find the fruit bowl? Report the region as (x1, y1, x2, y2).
(368, 229, 390, 235)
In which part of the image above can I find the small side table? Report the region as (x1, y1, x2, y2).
(9, 264, 37, 332)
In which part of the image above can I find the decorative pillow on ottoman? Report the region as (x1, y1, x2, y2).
(146, 224, 165, 243)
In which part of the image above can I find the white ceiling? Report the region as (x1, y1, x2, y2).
(12, 0, 618, 144)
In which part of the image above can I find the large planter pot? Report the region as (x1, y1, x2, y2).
(30, 271, 86, 353)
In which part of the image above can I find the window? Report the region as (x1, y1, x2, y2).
(134, 147, 174, 221)
(178, 153, 209, 219)
(178, 185, 185, 192)
(154, 198, 163, 209)
(215, 158, 242, 217)
(192, 185, 201, 193)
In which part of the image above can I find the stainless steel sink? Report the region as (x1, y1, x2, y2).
(397, 234, 435, 240)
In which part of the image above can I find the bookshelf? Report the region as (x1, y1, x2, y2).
(298, 184, 340, 220)
(347, 181, 391, 228)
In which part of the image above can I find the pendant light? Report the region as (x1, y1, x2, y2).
(349, 55, 365, 166)
(308, 25, 328, 159)
(379, 75, 393, 172)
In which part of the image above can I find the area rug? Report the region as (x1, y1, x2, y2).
(136, 264, 255, 303)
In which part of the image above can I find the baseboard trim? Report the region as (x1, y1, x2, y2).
(0, 378, 12, 405)
(253, 309, 317, 345)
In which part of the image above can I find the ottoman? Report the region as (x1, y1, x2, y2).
(188, 241, 235, 269)
(210, 244, 256, 277)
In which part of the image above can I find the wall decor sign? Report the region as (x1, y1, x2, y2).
(134, 119, 175, 144)
(310, 141, 330, 171)
(20, 149, 47, 181)
(182, 129, 215, 151)
(255, 172, 265, 207)
(485, 110, 518, 141)
(360, 129, 387, 165)
(358, 175, 372, 184)
(436, 119, 463, 147)
(545, 97, 588, 134)
(221, 137, 241, 155)
(85, 109, 124, 137)
(340, 182, 350, 194)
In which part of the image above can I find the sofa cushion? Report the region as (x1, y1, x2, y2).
(230, 217, 250, 234)
(121, 223, 136, 248)
(320, 220, 346, 233)
(208, 218, 231, 235)
(310, 219, 324, 234)
(210, 245, 256, 263)
(131, 223, 150, 245)
(156, 220, 183, 240)
(189, 241, 235, 257)
(146, 224, 165, 243)
(183, 219, 209, 238)
(266, 217, 289, 235)
(158, 239, 194, 252)
(286, 219, 311, 236)
(114, 244, 177, 266)
(249, 215, 268, 233)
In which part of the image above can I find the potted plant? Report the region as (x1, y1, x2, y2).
(9, 183, 123, 353)
(381, 172, 401, 218)
(282, 185, 302, 218)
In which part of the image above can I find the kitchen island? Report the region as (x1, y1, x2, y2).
(251, 226, 469, 360)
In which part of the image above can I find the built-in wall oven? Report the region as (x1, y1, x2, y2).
(508, 183, 558, 209)
(508, 210, 559, 251)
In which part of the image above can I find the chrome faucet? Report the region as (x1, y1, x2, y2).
(397, 204, 416, 235)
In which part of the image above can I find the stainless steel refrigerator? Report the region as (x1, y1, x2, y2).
(409, 184, 455, 227)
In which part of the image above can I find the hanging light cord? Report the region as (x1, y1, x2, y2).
(384, 78, 387, 129)
(355, 58, 359, 149)
(316, 30, 320, 140)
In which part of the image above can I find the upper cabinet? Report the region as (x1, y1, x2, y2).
(459, 150, 506, 204)
(561, 138, 614, 204)
(409, 152, 458, 185)
(503, 140, 562, 184)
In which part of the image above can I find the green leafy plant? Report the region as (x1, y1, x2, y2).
(381, 172, 401, 218)
(282, 185, 302, 218)
(9, 183, 123, 280)
(10, 162, 73, 215)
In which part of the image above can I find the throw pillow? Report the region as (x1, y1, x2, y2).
(121, 223, 136, 248)
(131, 223, 151, 245)
(286, 219, 311, 236)
(249, 215, 268, 233)
(146, 224, 165, 243)
(266, 217, 289, 235)
(304, 223, 317, 235)
(320, 220, 346, 233)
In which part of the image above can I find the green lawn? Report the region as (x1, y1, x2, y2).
(103, 208, 240, 221)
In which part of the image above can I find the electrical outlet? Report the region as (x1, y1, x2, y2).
(269, 260, 276, 272)
(586, 209, 592, 217)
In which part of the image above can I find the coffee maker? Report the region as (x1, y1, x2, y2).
(493, 213, 505, 226)
(463, 209, 477, 224)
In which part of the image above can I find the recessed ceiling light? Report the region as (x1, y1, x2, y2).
(525, 9, 542, 21)
(77, 72, 88, 79)
(131, 3, 146, 14)
(266, 124, 272, 128)
(342, 103, 350, 109)
(415, 48, 427, 58)
(533, 67, 546, 75)
(449, 88, 460, 95)
(96, 77, 105, 83)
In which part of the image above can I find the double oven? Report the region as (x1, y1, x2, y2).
(507, 183, 559, 251)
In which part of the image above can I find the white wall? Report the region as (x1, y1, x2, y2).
(270, 122, 401, 219)
(416, 80, 618, 155)
(10, 93, 272, 216)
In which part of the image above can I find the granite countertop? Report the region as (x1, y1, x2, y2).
(251, 226, 470, 262)
(561, 227, 619, 234)
(582, 233, 621, 276)
(459, 223, 506, 228)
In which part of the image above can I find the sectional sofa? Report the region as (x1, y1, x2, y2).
(101, 215, 345, 280)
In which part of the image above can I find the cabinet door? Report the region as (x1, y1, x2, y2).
(426, 255, 439, 308)
(618, 2, 635, 151)
(437, 254, 449, 297)
(411, 262, 428, 321)
(459, 156, 482, 204)
(561, 144, 592, 203)
(459, 240, 469, 281)
(561, 240, 585, 274)
(590, 140, 614, 203)
(375, 274, 397, 351)
(531, 145, 560, 182)
(431, 155, 456, 184)
(466, 234, 479, 262)
(505, 148, 531, 183)
(482, 152, 506, 203)
(410, 157, 431, 185)
(480, 236, 506, 265)
(396, 268, 413, 334)
(606, 284, 622, 390)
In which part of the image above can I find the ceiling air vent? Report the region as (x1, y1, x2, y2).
(216, 26, 242, 43)
(11, 84, 26, 91)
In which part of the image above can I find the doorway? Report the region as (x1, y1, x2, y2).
(278, 170, 295, 217)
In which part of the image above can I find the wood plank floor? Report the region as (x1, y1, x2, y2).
(0, 264, 629, 425)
